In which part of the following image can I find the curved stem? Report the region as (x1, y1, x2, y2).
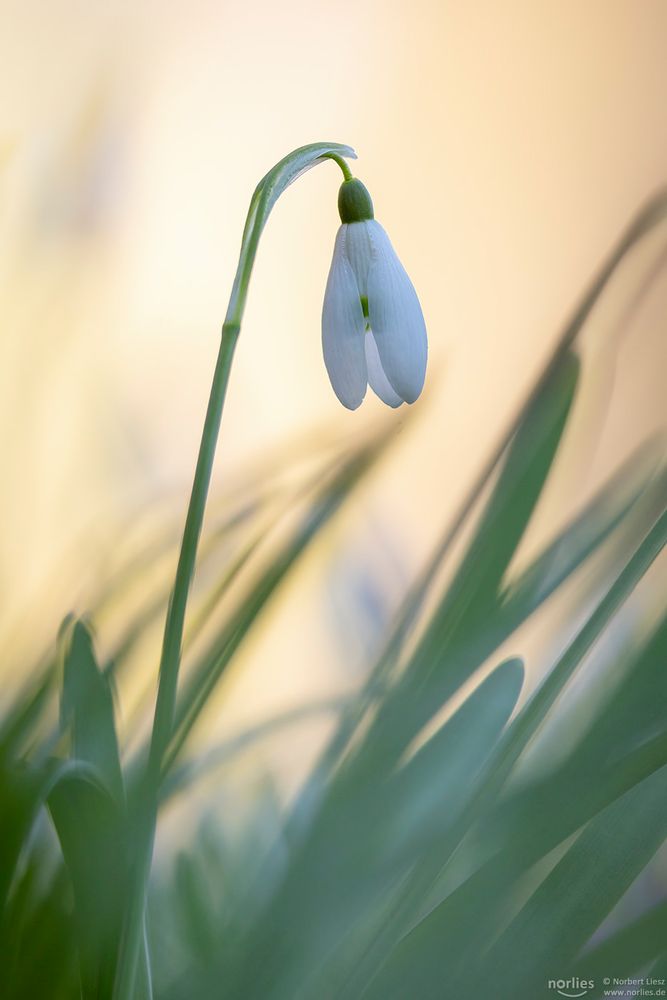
(112, 142, 355, 1000)
(325, 152, 353, 181)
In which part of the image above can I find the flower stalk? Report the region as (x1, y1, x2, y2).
(113, 142, 356, 1000)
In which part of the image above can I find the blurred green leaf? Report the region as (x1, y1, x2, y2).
(649, 951, 667, 990)
(500, 436, 666, 616)
(60, 617, 123, 804)
(49, 620, 134, 998)
(291, 435, 664, 834)
(48, 765, 128, 1000)
(213, 660, 522, 1000)
(442, 350, 580, 635)
(491, 507, 666, 791)
(382, 658, 524, 860)
(2, 862, 77, 1000)
(0, 758, 60, 927)
(367, 761, 667, 1000)
(347, 352, 580, 778)
(359, 507, 666, 999)
(575, 900, 667, 994)
(322, 659, 525, 1000)
(476, 613, 667, 863)
(469, 763, 667, 1000)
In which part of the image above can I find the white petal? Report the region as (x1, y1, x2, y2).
(322, 226, 367, 410)
(343, 220, 373, 297)
(366, 220, 428, 404)
(365, 332, 403, 408)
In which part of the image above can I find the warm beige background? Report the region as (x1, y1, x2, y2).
(1, 1, 666, 735)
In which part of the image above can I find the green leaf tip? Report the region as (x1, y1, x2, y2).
(59, 617, 124, 804)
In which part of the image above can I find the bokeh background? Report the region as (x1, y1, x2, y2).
(1, 0, 666, 759)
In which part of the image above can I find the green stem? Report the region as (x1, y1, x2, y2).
(112, 142, 354, 1000)
(325, 152, 353, 181)
(113, 326, 238, 1000)
(148, 325, 239, 779)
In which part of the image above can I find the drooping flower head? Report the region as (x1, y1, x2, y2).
(322, 177, 427, 409)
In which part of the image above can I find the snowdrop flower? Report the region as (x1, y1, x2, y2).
(322, 178, 427, 409)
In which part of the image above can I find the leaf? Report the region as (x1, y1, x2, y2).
(365, 762, 667, 1000)
(368, 658, 524, 864)
(452, 350, 581, 629)
(290, 436, 664, 832)
(500, 435, 666, 617)
(575, 901, 667, 993)
(475, 613, 667, 866)
(325, 659, 525, 1000)
(449, 505, 667, 887)
(0, 758, 62, 921)
(491, 506, 667, 792)
(361, 507, 667, 1000)
(188, 661, 523, 1000)
(0, 758, 123, 997)
(48, 764, 128, 1000)
(346, 352, 579, 778)
(469, 763, 667, 1000)
(1, 863, 77, 1000)
(388, 629, 667, 995)
(172, 851, 220, 964)
(648, 952, 667, 991)
(60, 617, 123, 803)
(418, 350, 579, 670)
(573, 611, 667, 765)
(51, 619, 134, 997)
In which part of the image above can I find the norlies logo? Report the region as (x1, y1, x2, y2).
(548, 977, 595, 998)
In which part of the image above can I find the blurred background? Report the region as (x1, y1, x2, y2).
(1, 0, 666, 755)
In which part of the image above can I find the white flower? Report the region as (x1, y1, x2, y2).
(322, 181, 427, 410)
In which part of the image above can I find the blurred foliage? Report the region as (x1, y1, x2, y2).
(1, 191, 666, 1000)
